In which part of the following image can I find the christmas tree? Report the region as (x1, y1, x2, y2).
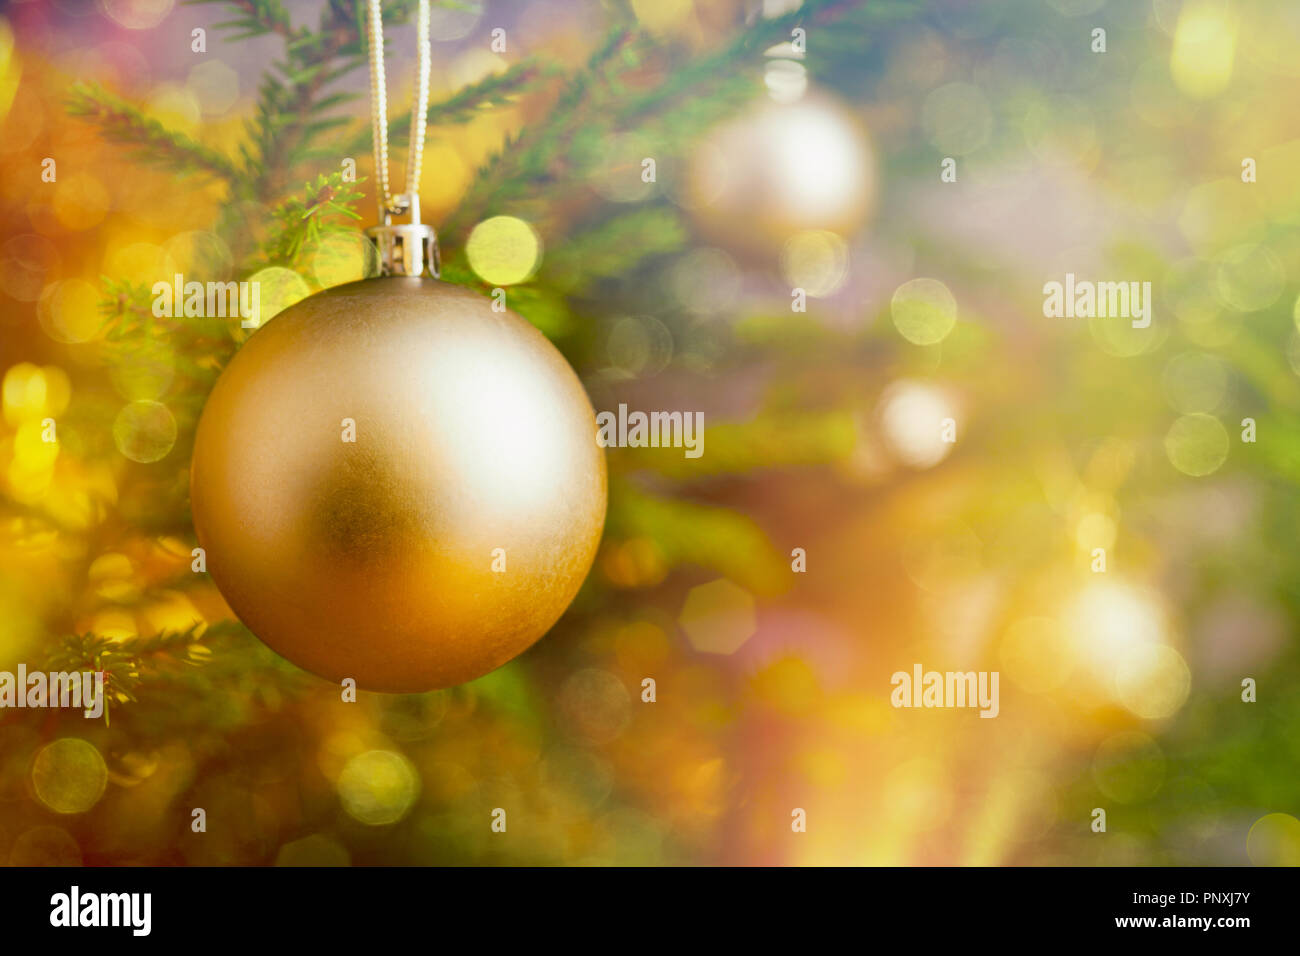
(1, 0, 1299, 867)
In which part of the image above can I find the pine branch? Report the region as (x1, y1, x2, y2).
(606, 481, 787, 596)
(41, 623, 219, 723)
(441, 0, 913, 246)
(612, 0, 907, 123)
(427, 57, 556, 126)
(542, 207, 688, 294)
(66, 83, 242, 183)
(438, 260, 576, 338)
(260, 170, 367, 268)
(441, 26, 651, 240)
(188, 0, 295, 41)
(343, 57, 558, 155)
(240, 0, 370, 200)
(40, 621, 310, 733)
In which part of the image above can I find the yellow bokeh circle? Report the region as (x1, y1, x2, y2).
(890, 278, 957, 345)
(32, 738, 108, 814)
(38, 279, 103, 344)
(336, 750, 420, 826)
(781, 230, 849, 298)
(466, 216, 542, 286)
(243, 266, 311, 335)
(1114, 643, 1191, 719)
(1165, 412, 1228, 476)
(113, 400, 177, 463)
(1246, 813, 1300, 866)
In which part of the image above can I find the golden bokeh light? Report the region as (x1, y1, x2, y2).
(187, 59, 240, 116)
(1113, 643, 1191, 720)
(466, 215, 542, 286)
(100, 0, 175, 31)
(631, 0, 693, 34)
(679, 579, 756, 655)
(1246, 813, 1300, 866)
(104, 240, 168, 286)
(337, 750, 421, 826)
(12, 417, 59, 472)
(38, 278, 103, 343)
(243, 266, 310, 333)
(878, 380, 957, 468)
(3, 363, 69, 426)
(311, 232, 380, 289)
(1214, 243, 1284, 313)
(1170, 0, 1237, 99)
(0, 18, 16, 125)
(1074, 511, 1117, 555)
(32, 738, 109, 814)
(112, 400, 177, 463)
(890, 278, 958, 345)
(90, 552, 139, 602)
(1164, 413, 1229, 477)
(781, 230, 849, 298)
(1065, 580, 1168, 681)
(110, 338, 176, 401)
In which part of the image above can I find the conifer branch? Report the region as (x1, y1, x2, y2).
(242, 1, 365, 200)
(188, 0, 295, 41)
(606, 481, 787, 596)
(342, 57, 558, 155)
(41, 621, 307, 729)
(260, 170, 367, 268)
(542, 207, 688, 294)
(441, 0, 917, 245)
(66, 83, 242, 183)
(442, 26, 650, 240)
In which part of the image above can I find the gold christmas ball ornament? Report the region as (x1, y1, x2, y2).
(194, 4, 604, 692)
(190, 277, 607, 692)
(685, 90, 876, 254)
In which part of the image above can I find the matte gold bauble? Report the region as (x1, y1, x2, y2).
(190, 277, 606, 692)
(685, 91, 875, 254)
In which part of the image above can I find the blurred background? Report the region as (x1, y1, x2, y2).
(2, 0, 1300, 866)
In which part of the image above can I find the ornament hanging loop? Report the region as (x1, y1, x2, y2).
(363, 0, 438, 277)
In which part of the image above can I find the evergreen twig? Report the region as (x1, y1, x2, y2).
(66, 83, 243, 183)
(261, 170, 367, 267)
(342, 57, 558, 155)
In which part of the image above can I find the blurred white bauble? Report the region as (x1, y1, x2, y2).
(684, 90, 876, 254)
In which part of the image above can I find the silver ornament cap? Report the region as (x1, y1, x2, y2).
(365, 191, 440, 278)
